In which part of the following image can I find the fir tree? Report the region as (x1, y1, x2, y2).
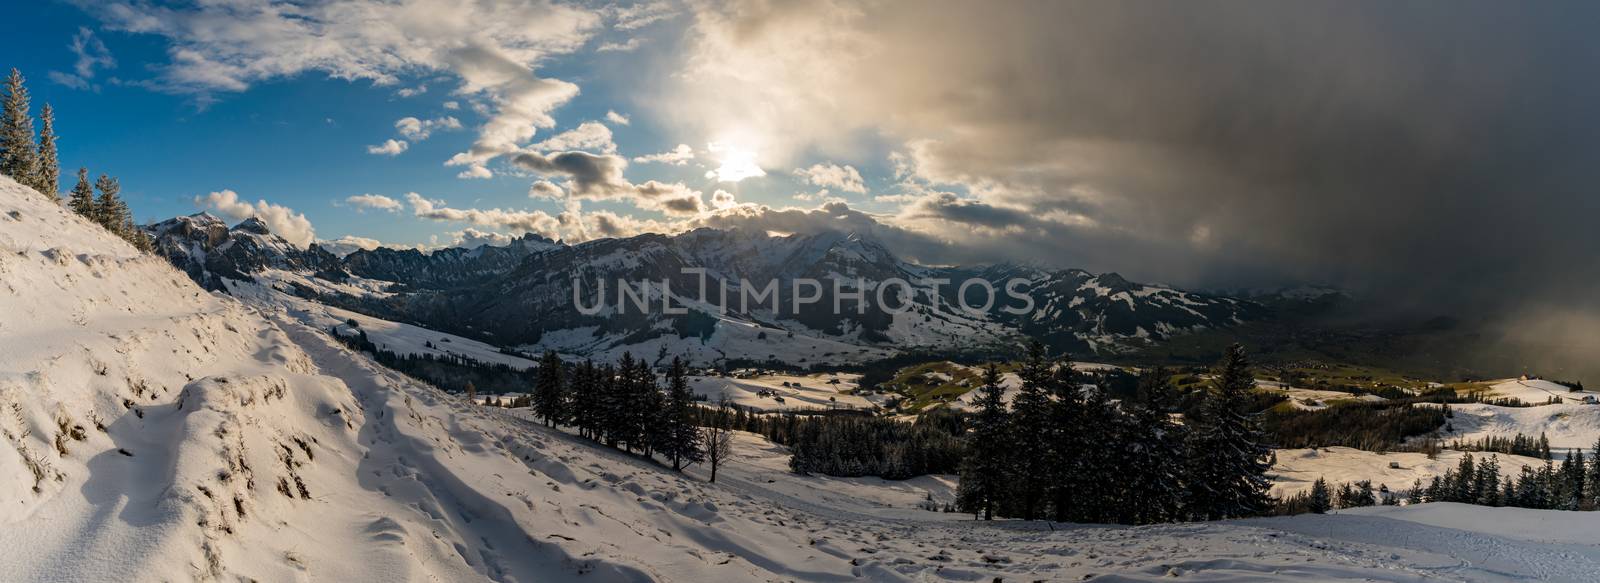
(1474, 455, 1501, 506)
(956, 363, 1011, 520)
(1184, 344, 1273, 520)
(1588, 438, 1600, 509)
(67, 167, 94, 216)
(532, 350, 567, 426)
(657, 357, 703, 471)
(0, 69, 39, 190)
(569, 361, 602, 440)
(93, 174, 124, 230)
(1004, 342, 1054, 520)
(1119, 366, 1185, 524)
(1309, 477, 1331, 513)
(34, 103, 58, 197)
(1045, 353, 1086, 522)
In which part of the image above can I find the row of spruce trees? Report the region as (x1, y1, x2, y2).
(955, 343, 1273, 524)
(0, 68, 150, 251)
(524, 351, 708, 472)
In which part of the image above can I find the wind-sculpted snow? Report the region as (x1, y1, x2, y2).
(5, 176, 1597, 581)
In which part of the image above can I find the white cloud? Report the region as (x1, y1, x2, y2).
(530, 121, 616, 153)
(597, 39, 643, 53)
(366, 139, 409, 156)
(195, 189, 316, 248)
(395, 116, 462, 141)
(529, 180, 565, 200)
(606, 1, 677, 31)
(49, 27, 116, 90)
(710, 189, 737, 209)
(84, 0, 599, 170)
(318, 235, 384, 257)
(632, 143, 694, 165)
(443, 100, 460, 110)
(405, 192, 562, 238)
(605, 110, 630, 125)
(344, 194, 402, 212)
(794, 163, 866, 193)
(396, 84, 427, 97)
(449, 228, 520, 249)
(456, 164, 493, 179)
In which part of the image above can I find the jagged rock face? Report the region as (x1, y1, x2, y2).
(147, 213, 341, 290)
(147, 215, 1261, 358)
(341, 233, 560, 290)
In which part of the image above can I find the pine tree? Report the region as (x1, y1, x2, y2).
(1588, 438, 1600, 509)
(0, 69, 39, 190)
(533, 350, 567, 426)
(1474, 455, 1501, 506)
(569, 361, 602, 440)
(93, 174, 124, 230)
(1184, 344, 1272, 520)
(956, 363, 1011, 520)
(1119, 366, 1185, 524)
(658, 357, 703, 471)
(1045, 353, 1086, 522)
(67, 168, 94, 216)
(1004, 342, 1054, 520)
(34, 103, 58, 197)
(1308, 477, 1331, 513)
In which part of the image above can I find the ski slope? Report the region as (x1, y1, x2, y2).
(5, 176, 1600, 581)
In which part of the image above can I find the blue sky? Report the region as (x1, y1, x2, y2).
(1, 1, 903, 251)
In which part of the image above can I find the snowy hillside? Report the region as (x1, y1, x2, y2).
(9, 176, 1600, 581)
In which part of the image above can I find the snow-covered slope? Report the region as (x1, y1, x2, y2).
(9, 176, 1600, 582)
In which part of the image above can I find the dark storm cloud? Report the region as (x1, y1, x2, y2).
(677, 0, 1600, 376)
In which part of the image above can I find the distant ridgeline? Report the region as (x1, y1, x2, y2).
(145, 214, 1272, 364)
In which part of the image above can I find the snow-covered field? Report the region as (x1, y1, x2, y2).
(1271, 447, 1548, 498)
(6, 176, 1600, 582)
(1442, 401, 1600, 452)
(685, 373, 871, 411)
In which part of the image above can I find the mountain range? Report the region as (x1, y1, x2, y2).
(146, 213, 1265, 365)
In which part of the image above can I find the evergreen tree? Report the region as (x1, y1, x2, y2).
(569, 361, 602, 440)
(0, 69, 38, 189)
(956, 363, 1011, 520)
(1184, 344, 1273, 520)
(93, 174, 125, 230)
(1588, 438, 1600, 509)
(1004, 342, 1054, 520)
(657, 357, 703, 471)
(1045, 353, 1086, 522)
(34, 103, 57, 197)
(1474, 455, 1501, 506)
(597, 362, 623, 447)
(532, 350, 567, 426)
(67, 167, 94, 216)
(1308, 477, 1331, 513)
(1119, 366, 1185, 524)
